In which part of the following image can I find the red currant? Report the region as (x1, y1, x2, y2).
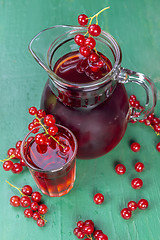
(130, 95, 136, 101)
(97, 233, 108, 240)
(84, 220, 94, 227)
(48, 125, 58, 136)
(85, 37, 96, 49)
(11, 163, 23, 174)
(115, 164, 126, 175)
(44, 114, 56, 127)
(20, 158, 26, 166)
(37, 109, 46, 119)
(129, 99, 136, 107)
(93, 230, 103, 239)
(121, 208, 132, 220)
(77, 230, 85, 239)
(88, 24, 101, 37)
(35, 133, 47, 145)
(152, 117, 160, 125)
(131, 178, 143, 189)
(154, 123, 160, 133)
(27, 136, 34, 145)
(3, 160, 14, 171)
(7, 148, 16, 158)
(74, 34, 85, 46)
(29, 106, 37, 115)
(31, 201, 39, 211)
(24, 209, 33, 218)
(135, 162, 144, 172)
(15, 140, 22, 149)
(73, 227, 79, 236)
(127, 201, 138, 211)
(156, 142, 160, 152)
(93, 193, 104, 205)
(38, 204, 48, 214)
(97, 60, 104, 68)
(147, 113, 154, 120)
(130, 142, 141, 152)
(77, 220, 84, 228)
(89, 53, 99, 63)
(15, 148, 22, 159)
(138, 199, 148, 210)
(144, 119, 151, 126)
(83, 224, 94, 234)
(78, 14, 88, 26)
(32, 212, 41, 221)
(10, 196, 20, 207)
(22, 185, 32, 196)
(20, 196, 31, 207)
(134, 100, 140, 108)
(79, 46, 91, 57)
(31, 192, 42, 202)
(37, 218, 45, 227)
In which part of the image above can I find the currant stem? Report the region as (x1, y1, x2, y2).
(150, 125, 160, 136)
(6, 180, 24, 196)
(40, 215, 47, 223)
(86, 235, 92, 240)
(0, 155, 15, 163)
(35, 115, 65, 148)
(88, 6, 110, 20)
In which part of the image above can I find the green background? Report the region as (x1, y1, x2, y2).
(0, 0, 160, 239)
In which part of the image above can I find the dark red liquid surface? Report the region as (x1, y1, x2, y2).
(27, 133, 73, 171)
(54, 51, 112, 83)
(25, 129, 76, 197)
(41, 51, 129, 159)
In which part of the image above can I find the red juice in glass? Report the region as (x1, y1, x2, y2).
(21, 125, 78, 197)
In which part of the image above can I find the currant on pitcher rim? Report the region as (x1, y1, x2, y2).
(21, 124, 78, 197)
(29, 25, 156, 159)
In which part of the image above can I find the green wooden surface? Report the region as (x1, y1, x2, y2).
(0, 0, 160, 239)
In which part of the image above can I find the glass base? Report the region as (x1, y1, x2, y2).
(40, 182, 74, 197)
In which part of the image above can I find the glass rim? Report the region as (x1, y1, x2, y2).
(20, 124, 78, 173)
(28, 25, 122, 90)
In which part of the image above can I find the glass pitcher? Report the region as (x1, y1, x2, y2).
(29, 25, 157, 159)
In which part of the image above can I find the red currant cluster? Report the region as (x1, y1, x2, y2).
(74, 8, 110, 76)
(121, 199, 149, 220)
(28, 107, 69, 153)
(1, 140, 25, 174)
(8, 181, 48, 227)
(74, 219, 108, 240)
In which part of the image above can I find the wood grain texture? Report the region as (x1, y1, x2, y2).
(0, 0, 160, 239)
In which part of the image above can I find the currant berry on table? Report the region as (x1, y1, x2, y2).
(138, 199, 149, 210)
(115, 164, 126, 175)
(135, 162, 144, 172)
(127, 201, 138, 211)
(131, 178, 143, 189)
(121, 208, 132, 220)
(130, 142, 141, 152)
(93, 193, 104, 204)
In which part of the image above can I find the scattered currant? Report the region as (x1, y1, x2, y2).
(93, 230, 104, 239)
(130, 142, 141, 152)
(77, 221, 84, 228)
(138, 199, 149, 210)
(11, 163, 23, 174)
(131, 178, 143, 189)
(127, 201, 138, 211)
(93, 193, 104, 204)
(29, 106, 37, 115)
(32, 212, 41, 221)
(115, 164, 126, 175)
(135, 162, 144, 172)
(156, 142, 160, 152)
(3, 160, 14, 171)
(96, 233, 108, 240)
(121, 208, 132, 220)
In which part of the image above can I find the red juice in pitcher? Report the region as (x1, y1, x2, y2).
(41, 51, 129, 159)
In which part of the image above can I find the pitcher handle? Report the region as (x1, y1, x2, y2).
(118, 67, 157, 121)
